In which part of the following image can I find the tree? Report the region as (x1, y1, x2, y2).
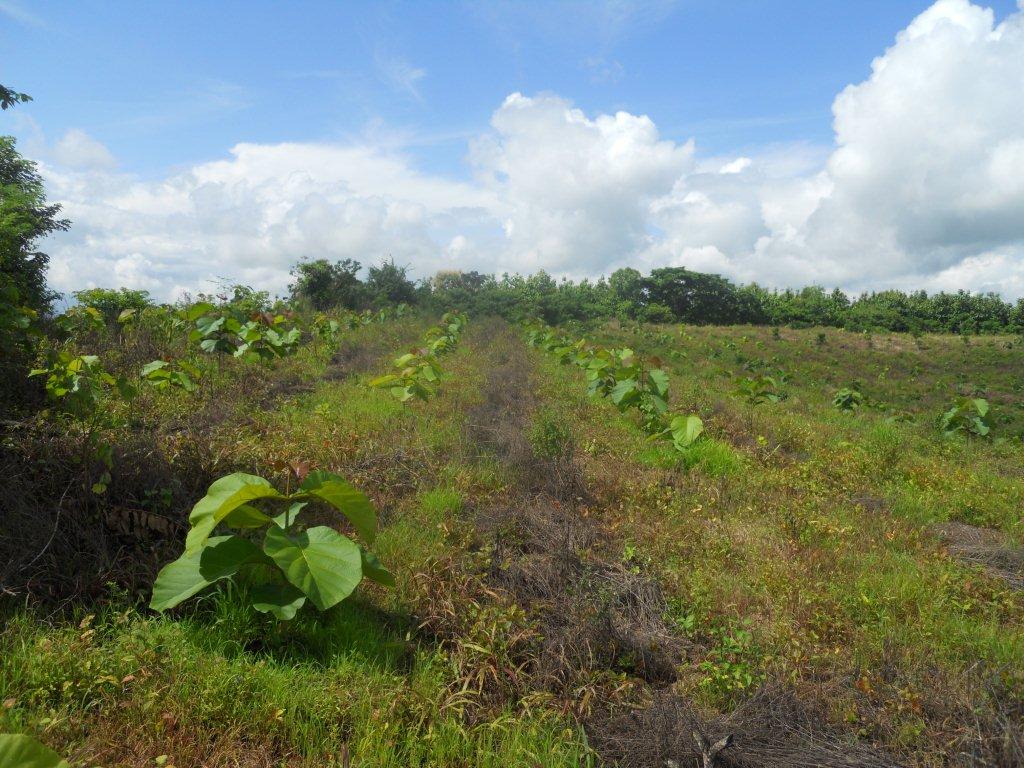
(0, 84, 32, 111)
(366, 259, 416, 306)
(1, 136, 68, 316)
(289, 258, 365, 311)
(72, 287, 152, 323)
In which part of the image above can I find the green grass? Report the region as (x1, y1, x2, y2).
(5, 317, 1022, 767)
(530, 321, 1024, 762)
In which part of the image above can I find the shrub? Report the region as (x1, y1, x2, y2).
(939, 397, 993, 438)
(71, 287, 152, 324)
(833, 385, 865, 412)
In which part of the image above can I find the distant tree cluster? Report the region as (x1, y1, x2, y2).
(286, 260, 1024, 335)
(416, 266, 1024, 335)
(288, 258, 418, 311)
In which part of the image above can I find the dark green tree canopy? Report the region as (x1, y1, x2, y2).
(366, 259, 416, 306)
(289, 258, 365, 311)
(1, 135, 69, 317)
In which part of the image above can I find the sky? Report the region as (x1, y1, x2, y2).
(2, 0, 1024, 302)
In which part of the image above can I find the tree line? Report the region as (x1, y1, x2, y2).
(292, 260, 1024, 335)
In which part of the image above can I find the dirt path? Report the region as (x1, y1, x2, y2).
(444, 318, 902, 768)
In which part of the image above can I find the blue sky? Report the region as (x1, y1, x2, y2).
(2, 0, 1024, 300)
(5, 0, 1015, 176)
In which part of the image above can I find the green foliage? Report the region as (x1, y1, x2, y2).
(697, 625, 764, 705)
(0, 84, 33, 110)
(151, 471, 392, 619)
(527, 321, 705, 457)
(0, 136, 67, 318)
(289, 258, 365, 311)
(939, 397, 993, 438)
(664, 414, 705, 450)
(29, 352, 135, 419)
(185, 304, 302, 361)
(833, 385, 866, 412)
(370, 311, 467, 402)
(370, 351, 441, 402)
(736, 373, 784, 405)
(140, 359, 200, 392)
(0, 734, 68, 768)
(367, 259, 417, 306)
(528, 408, 573, 459)
(71, 287, 152, 323)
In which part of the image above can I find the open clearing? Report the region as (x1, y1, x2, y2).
(2, 314, 1022, 768)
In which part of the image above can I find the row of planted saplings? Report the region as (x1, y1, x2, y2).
(149, 310, 466, 622)
(369, 310, 469, 402)
(525, 322, 704, 452)
(26, 302, 406, 495)
(145, 317, 467, 625)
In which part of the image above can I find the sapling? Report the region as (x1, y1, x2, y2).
(151, 470, 393, 619)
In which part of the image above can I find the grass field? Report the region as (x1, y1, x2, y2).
(2, 315, 1022, 767)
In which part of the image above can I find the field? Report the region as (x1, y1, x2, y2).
(2, 311, 1022, 768)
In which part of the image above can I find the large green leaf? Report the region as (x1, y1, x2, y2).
(360, 548, 396, 587)
(670, 414, 705, 449)
(150, 535, 266, 611)
(610, 378, 640, 407)
(263, 525, 362, 611)
(223, 504, 275, 529)
(185, 473, 283, 551)
(647, 368, 670, 398)
(296, 471, 377, 543)
(251, 581, 306, 620)
(0, 734, 69, 768)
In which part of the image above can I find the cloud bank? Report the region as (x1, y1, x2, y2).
(31, 0, 1024, 301)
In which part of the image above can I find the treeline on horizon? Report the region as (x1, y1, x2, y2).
(286, 258, 1024, 336)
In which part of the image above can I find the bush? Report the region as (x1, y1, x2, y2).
(72, 287, 152, 323)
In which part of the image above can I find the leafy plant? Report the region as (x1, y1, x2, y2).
(0, 734, 69, 768)
(939, 397, 993, 438)
(369, 311, 467, 402)
(140, 359, 201, 393)
(528, 408, 573, 459)
(661, 414, 705, 450)
(370, 350, 440, 402)
(30, 352, 135, 418)
(737, 374, 784, 405)
(833, 385, 866, 412)
(151, 470, 393, 619)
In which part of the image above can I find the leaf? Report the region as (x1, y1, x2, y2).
(0, 734, 69, 768)
(670, 414, 705, 449)
(296, 470, 377, 543)
(222, 504, 275, 528)
(140, 360, 168, 377)
(263, 525, 363, 611)
(185, 473, 284, 552)
(150, 536, 266, 611)
(250, 581, 307, 620)
(360, 548, 396, 587)
(610, 378, 640, 407)
(647, 368, 670, 398)
(272, 501, 307, 529)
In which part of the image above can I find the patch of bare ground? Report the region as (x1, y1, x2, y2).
(420, 318, 901, 767)
(931, 521, 1024, 591)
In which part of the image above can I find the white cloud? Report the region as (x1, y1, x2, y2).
(30, 1, 1024, 302)
(52, 129, 117, 170)
(747, 0, 1024, 291)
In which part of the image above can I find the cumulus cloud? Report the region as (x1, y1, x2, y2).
(747, 0, 1024, 291)
(32, 0, 1024, 301)
(52, 129, 117, 170)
